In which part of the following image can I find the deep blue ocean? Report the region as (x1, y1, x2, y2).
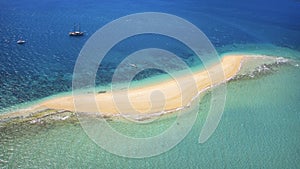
(1, 0, 299, 111)
(0, 0, 300, 168)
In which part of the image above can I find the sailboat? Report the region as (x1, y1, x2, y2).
(69, 24, 84, 36)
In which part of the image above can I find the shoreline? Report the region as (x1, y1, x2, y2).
(0, 53, 285, 122)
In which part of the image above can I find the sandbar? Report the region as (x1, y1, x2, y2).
(1, 54, 252, 120)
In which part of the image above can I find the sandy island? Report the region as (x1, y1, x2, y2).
(2, 53, 280, 121)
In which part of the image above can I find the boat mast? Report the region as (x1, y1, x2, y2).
(73, 23, 76, 32)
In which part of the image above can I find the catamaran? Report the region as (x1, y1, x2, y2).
(69, 24, 84, 36)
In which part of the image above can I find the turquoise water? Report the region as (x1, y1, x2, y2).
(1, 63, 299, 168)
(1, 0, 300, 168)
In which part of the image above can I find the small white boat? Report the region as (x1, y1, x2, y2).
(17, 40, 26, 44)
(69, 24, 84, 36)
(129, 63, 137, 68)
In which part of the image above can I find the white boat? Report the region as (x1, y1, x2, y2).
(17, 40, 26, 44)
(69, 24, 84, 36)
(129, 63, 137, 68)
